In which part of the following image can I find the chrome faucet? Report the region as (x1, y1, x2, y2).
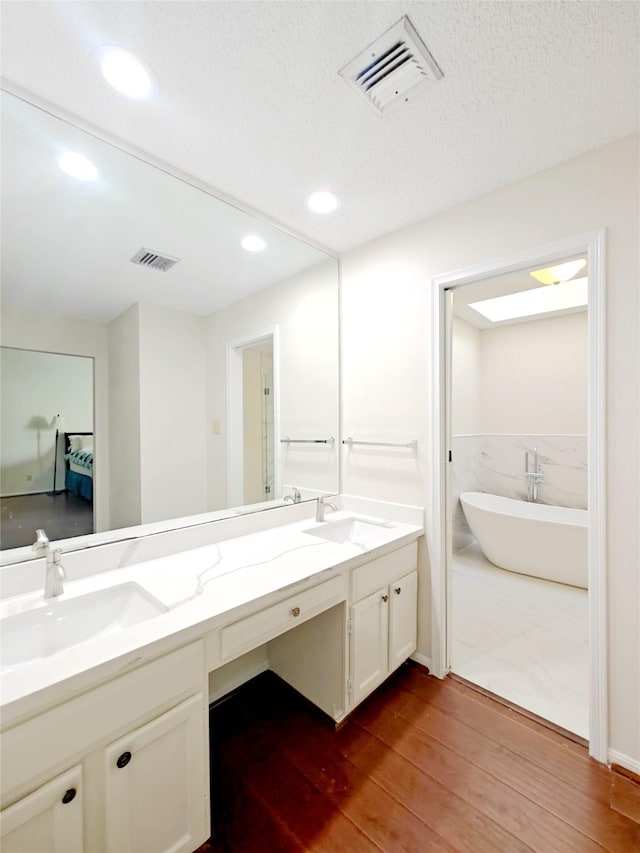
(524, 447, 544, 502)
(283, 487, 302, 504)
(316, 494, 338, 522)
(33, 529, 66, 598)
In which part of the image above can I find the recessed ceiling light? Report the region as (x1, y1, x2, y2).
(469, 278, 588, 323)
(99, 47, 154, 98)
(307, 191, 340, 214)
(58, 152, 99, 181)
(529, 258, 587, 285)
(241, 235, 267, 252)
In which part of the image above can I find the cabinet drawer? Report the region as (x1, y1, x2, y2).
(1, 641, 204, 801)
(221, 575, 344, 661)
(351, 543, 418, 602)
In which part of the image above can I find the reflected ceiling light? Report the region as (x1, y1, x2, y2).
(241, 234, 267, 252)
(307, 190, 340, 214)
(99, 47, 154, 98)
(469, 277, 588, 323)
(58, 152, 99, 181)
(529, 258, 587, 285)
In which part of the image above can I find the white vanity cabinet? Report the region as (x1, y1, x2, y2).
(0, 642, 209, 853)
(0, 765, 84, 853)
(103, 693, 207, 853)
(349, 543, 418, 707)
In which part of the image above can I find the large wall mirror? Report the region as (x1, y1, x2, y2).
(0, 90, 340, 563)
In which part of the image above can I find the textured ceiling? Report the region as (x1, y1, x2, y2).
(1, 1, 638, 253)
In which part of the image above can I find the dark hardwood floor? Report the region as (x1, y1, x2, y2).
(200, 664, 639, 852)
(1, 491, 93, 549)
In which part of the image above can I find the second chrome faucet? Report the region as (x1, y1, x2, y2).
(316, 495, 338, 522)
(33, 528, 66, 598)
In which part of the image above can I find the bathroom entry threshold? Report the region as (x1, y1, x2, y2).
(449, 672, 588, 748)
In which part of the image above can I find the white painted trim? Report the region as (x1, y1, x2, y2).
(587, 229, 608, 765)
(608, 749, 640, 776)
(226, 327, 281, 508)
(410, 652, 432, 672)
(430, 281, 447, 679)
(271, 330, 282, 503)
(429, 229, 608, 762)
(226, 344, 244, 508)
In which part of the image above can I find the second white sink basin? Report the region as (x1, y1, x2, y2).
(303, 517, 393, 548)
(0, 583, 168, 673)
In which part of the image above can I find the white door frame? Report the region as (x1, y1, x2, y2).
(226, 327, 281, 508)
(429, 229, 607, 762)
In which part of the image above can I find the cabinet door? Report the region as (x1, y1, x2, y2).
(103, 693, 208, 853)
(350, 587, 389, 706)
(0, 765, 83, 853)
(389, 570, 418, 672)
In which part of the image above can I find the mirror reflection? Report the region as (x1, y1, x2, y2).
(0, 91, 340, 560)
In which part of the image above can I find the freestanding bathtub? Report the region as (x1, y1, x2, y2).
(459, 491, 588, 589)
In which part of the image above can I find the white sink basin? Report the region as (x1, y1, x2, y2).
(0, 583, 168, 672)
(303, 517, 393, 548)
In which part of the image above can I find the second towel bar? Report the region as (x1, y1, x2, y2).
(342, 437, 418, 450)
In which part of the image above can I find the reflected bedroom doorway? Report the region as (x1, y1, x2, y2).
(0, 347, 95, 549)
(227, 329, 280, 508)
(444, 255, 591, 741)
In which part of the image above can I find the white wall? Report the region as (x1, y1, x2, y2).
(340, 134, 639, 765)
(138, 303, 207, 524)
(453, 311, 588, 435)
(481, 312, 588, 434)
(0, 307, 109, 532)
(206, 260, 339, 510)
(107, 304, 141, 529)
(107, 303, 208, 528)
(1, 348, 93, 496)
(451, 317, 481, 435)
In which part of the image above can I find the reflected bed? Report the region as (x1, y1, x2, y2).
(64, 432, 94, 501)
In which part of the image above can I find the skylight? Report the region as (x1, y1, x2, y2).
(468, 278, 588, 323)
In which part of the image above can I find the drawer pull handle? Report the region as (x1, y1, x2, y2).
(291, 606, 301, 617)
(395, 587, 402, 595)
(116, 751, 132, 769)
(62, 788, 76, 804)
(382, 594, 389, 603)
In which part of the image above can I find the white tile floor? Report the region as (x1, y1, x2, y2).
(451, 542, 589, 739)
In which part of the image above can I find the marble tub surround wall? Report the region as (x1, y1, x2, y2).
(451, 435, 587, 550)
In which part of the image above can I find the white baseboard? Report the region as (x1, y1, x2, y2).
(609, 749, 640, 775)
(410, 652, 432, 672)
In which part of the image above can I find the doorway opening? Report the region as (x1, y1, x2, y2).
(430, 230, 607, 761)
(449, 259, 589, 737)
(226, 329, 280, 508)
(0, 346, 95, 548)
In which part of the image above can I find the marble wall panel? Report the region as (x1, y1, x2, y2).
(451, 434, 587, 551)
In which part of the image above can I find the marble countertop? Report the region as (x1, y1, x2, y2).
(0, 506, 422, 726)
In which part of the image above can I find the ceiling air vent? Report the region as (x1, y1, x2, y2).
(339, 16, 443, 116)
(130, 247, 180, 272)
